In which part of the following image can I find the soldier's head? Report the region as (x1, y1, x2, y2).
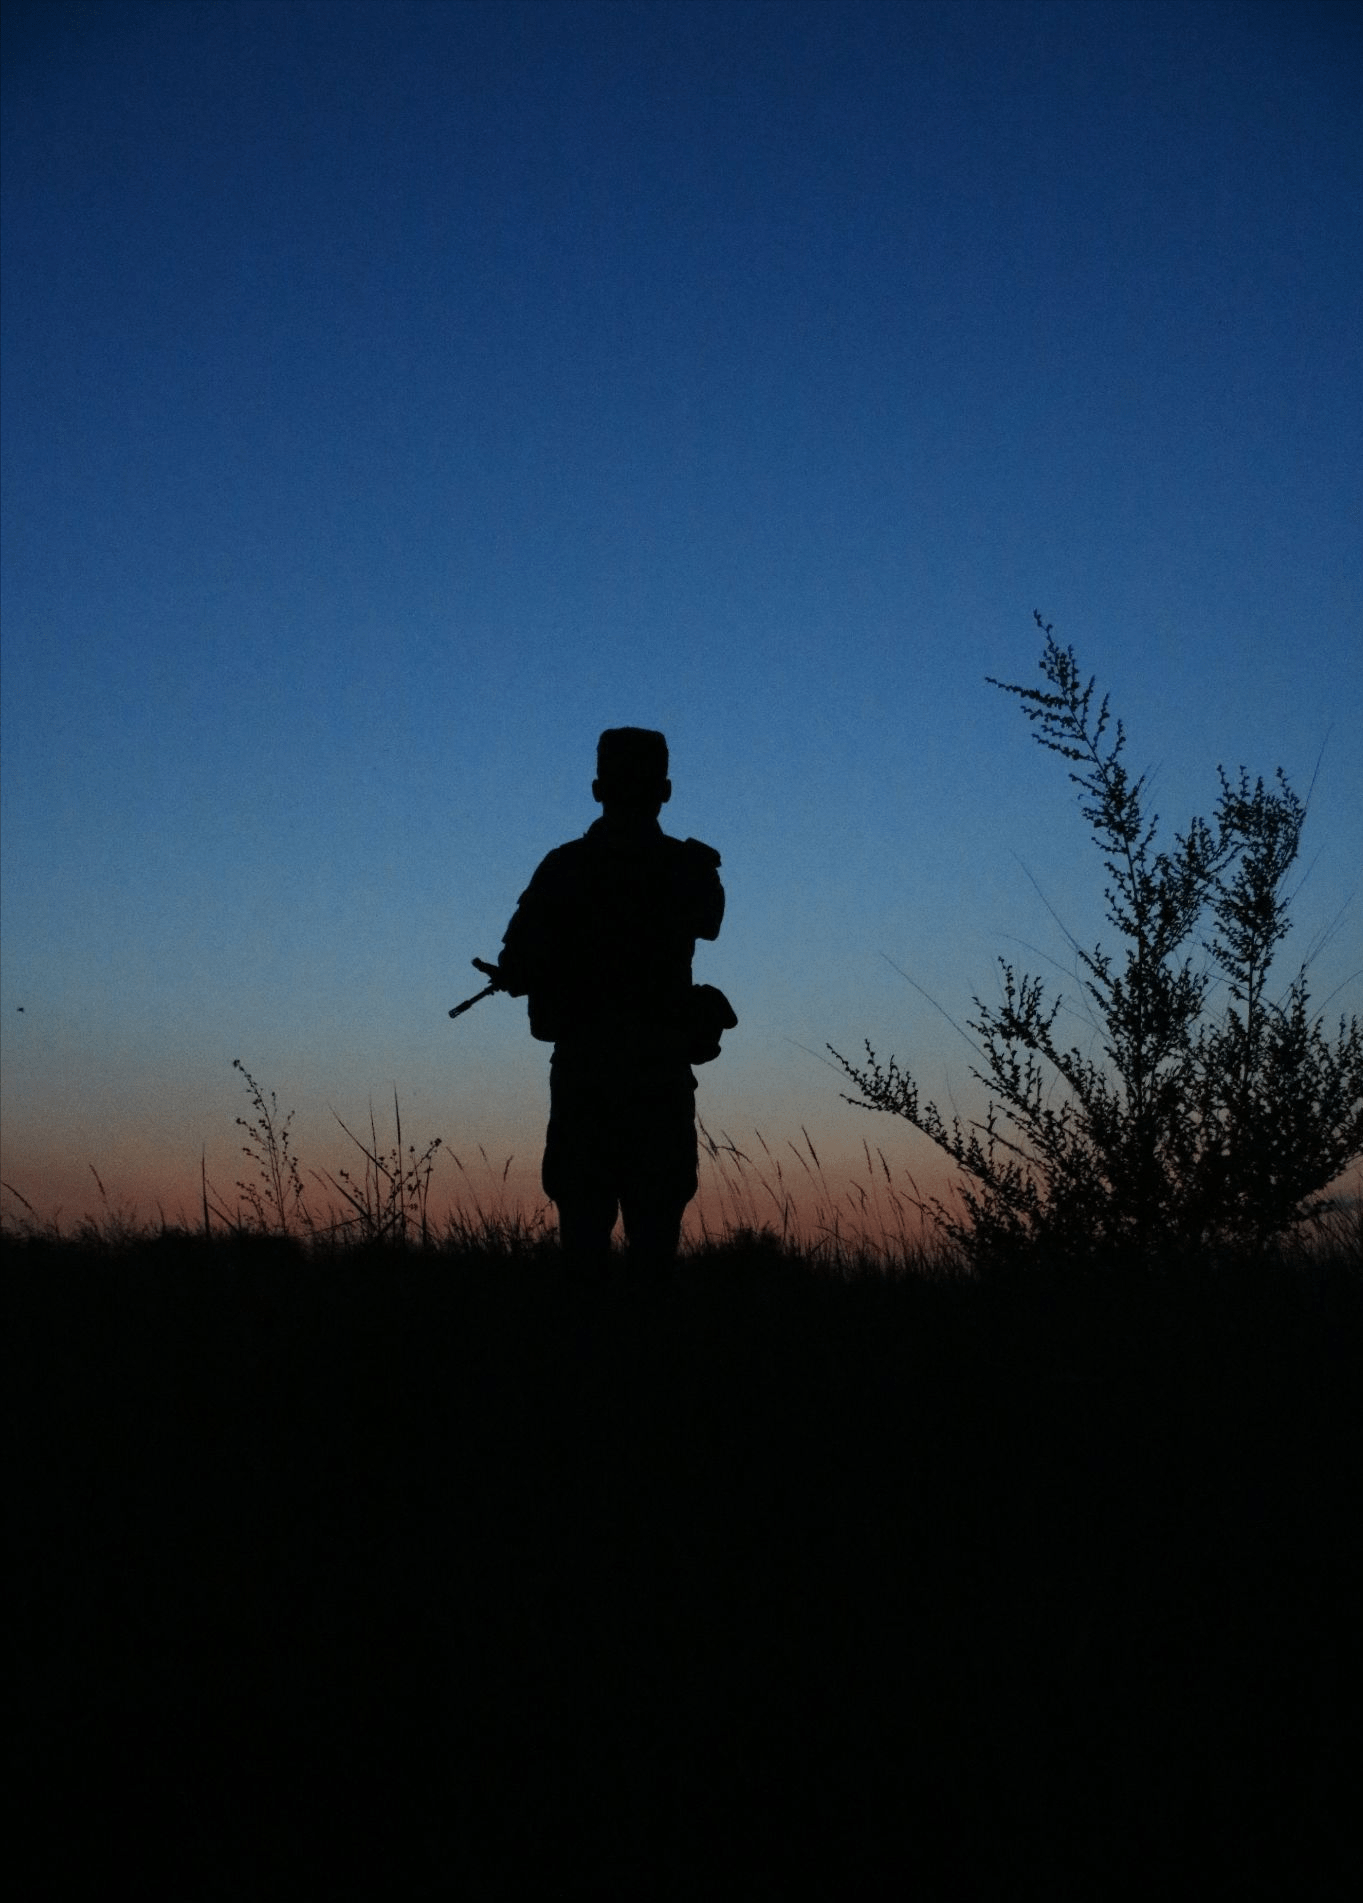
(593, 727, 671, 819)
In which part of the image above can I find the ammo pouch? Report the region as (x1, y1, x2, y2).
(529, 982, 737, 1060)
(526, 993, 563, 1043)
(687, 983, 738, 1064)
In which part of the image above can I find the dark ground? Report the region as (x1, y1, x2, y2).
(7, 1232, 1362, 1899)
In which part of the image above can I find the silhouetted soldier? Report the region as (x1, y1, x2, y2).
(493, 728, 731, 1281)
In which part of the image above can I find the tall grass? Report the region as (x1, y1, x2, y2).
(209, 1060, 553, 1256)
(3, 1059, 1354, 1278)
(691, 1119, 953, 1274)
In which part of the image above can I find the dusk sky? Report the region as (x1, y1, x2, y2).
(3, 0, 1360, 1238)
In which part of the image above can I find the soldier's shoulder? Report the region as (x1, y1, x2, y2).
(667, 833, 722, 870)
(519, 835, 591, 894)
(543, 831, 600, 868)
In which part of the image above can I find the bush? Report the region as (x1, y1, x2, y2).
(832, 616, 1363, 1270)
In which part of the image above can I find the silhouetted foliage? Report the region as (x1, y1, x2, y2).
(232, 1058, 310, 1236)
(222, 1061, 452, 1249)
(833, 616, 1363, 1269)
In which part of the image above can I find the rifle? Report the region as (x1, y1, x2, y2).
(448, 958, 504, 1019)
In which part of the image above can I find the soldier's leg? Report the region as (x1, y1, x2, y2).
(618, 1194, 686, 1271)
(618, 1067, 698, 1274)
(553, 1190, 618, 1282)
(544, 1128, 617, 1281)
(543, 1056, 618, 1284)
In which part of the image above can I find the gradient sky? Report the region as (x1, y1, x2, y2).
(3, 0, 1361, 1238)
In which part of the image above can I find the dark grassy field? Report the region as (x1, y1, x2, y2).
(7, 1228, 1361, 1899)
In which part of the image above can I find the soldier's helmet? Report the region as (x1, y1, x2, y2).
(595, 727, 669, 796)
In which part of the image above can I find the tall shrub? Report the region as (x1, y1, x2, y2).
(832, 618, 1363, 1268)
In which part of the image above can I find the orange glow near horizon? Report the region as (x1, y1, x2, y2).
(7, 1121, 1356, 1258)
(2, 1120, 954, 1258)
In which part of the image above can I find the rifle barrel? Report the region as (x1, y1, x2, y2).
(448, 983, 497, 1020)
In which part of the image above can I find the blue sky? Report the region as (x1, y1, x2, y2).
(3, 0, 1360, 1233)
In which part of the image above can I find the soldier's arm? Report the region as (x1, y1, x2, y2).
(683, 837, 725, 941)
(495, 850, 564, 996)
